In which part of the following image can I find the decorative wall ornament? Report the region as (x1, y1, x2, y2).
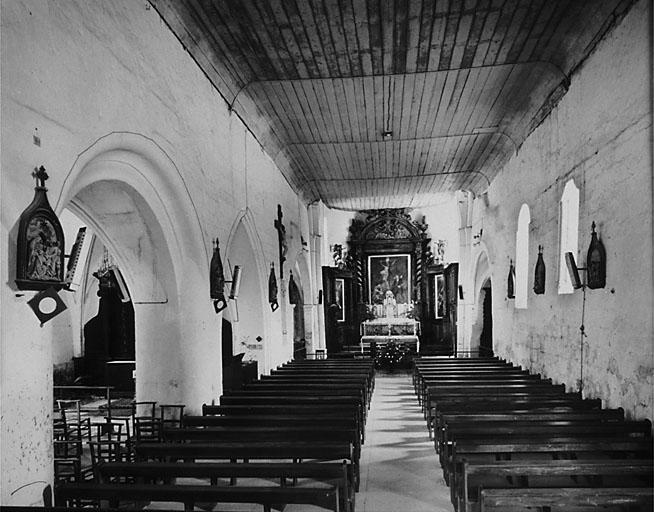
(16, 166, 66, 290)
(331, 244, 348, 270)
(210, 238, 227, 313)
(268, 263, 279, 311)
(586, 221, 606, 289)
(434, 239, 447, 264)
(533, 245, 546, 294)
(274, 205, 287, 278)
(507, 259, 515, 299)
(27, 286, 67, 325)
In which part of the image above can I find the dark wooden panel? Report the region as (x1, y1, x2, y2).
(151, 0, 637, 208)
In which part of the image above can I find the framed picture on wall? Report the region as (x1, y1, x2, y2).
(368, 254, 411, 305)
(434, 273, 445, 319)
(334, 278, 345, 322)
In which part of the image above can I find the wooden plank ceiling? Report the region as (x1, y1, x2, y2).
(151, 0, 635, 210)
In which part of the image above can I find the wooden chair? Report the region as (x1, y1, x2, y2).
(159, 404, 185, 429)
(54, 439, 86, 483)
(132, 400, 157, 421)
(93, 419, 132, 462)
(88, 440, 124, 482)
(57, 399, 92, 443)
(104, 400, 134, 440)
(134, 416, 163, 443)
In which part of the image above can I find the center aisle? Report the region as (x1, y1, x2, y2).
(357, 372, 452, 512)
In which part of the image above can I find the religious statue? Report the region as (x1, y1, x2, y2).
(383, 290, 397, 318)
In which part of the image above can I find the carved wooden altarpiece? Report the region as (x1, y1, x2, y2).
(346, 209, 432, 339)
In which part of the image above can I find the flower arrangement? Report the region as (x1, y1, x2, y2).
(374, 341, 412, 371)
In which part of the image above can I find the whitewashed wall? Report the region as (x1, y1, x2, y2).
(462, 0, 652, 421)
(323, 195, 460, 265)
(1, 0, 309, 504)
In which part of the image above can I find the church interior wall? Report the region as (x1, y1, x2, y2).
(1, 0, 308, 503)
(323, 196, 461, 268)
(468, 0, 652, 421)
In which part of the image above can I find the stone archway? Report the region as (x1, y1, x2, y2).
(58, 133, 220, 408)
(469, 247, 492, 355)
(225, 209, 270, 373)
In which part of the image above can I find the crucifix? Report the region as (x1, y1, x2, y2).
(33, 165, 49, 188)
(274, 204, 287, 278)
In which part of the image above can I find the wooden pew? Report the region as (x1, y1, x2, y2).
(444, 437, 654, 484)
(252, 379, 371, 407)
(427, 394, 599, 427)
(240, 382, 369, 408)
(266, 371, 374, 400)
(134, 440, 360, 490)
(97, 460, 355, 512)
(184, 413, 363, 444)
(435, 408, 625, 446)
(456, 459, 653, 512)
(479, 486, 653, 512)
(426, 397, 604, 437)
(417, 375, 551, 407)
(414, 367, 531, 395)
(440, 419, 652, 472)
(423, 383, 568, 417)
(219, 394, 366, 424)
(55, 482, 341, 512)
(436, 408, 627, 449)
(162, 425, 361, 467)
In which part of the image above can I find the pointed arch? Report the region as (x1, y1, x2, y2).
(57, 131, 219, 410)
(225, 209, 270, 372)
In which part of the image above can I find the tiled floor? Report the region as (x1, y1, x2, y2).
(356, 372, 452, 512)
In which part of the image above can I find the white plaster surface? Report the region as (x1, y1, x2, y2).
(1, 0, 313, 503)
(460, 0, 652, 420)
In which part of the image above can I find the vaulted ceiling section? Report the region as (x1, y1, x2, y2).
(151, 0, 636, 210)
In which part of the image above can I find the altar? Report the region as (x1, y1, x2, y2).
(360, 305, 420, 353)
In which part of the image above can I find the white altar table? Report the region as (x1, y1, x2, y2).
(360, 317, 420, 352)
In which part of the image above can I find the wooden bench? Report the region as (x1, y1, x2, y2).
(435, 408, 625, 444)
(55, 482, 341, 511)
(184, 413, 363, 444)
(266, 372, 374, 401)
(251, 379, 371, 407)
(427, 394, 599, 427)
(219, 394, 366, 424)
(440, 419, 652, 471)
(240, 382, 369, 409)
(414, 368, 531, 395)
(424, 384, 568, 417)
(162, 425, 361, 466)
(97, 460, 355, 512)
(134, 440, 360, 490)
(418, 375, 552, 407)
(444, 437, 654, 484)
(456, 459, 653, 512)
(479, 486, 653, 512)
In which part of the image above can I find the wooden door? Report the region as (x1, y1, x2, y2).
(322, 267, 357, 353)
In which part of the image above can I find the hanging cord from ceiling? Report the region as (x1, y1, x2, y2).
(579, 283, 588, 395)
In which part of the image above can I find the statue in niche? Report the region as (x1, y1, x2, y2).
(26, 217, 61, 281)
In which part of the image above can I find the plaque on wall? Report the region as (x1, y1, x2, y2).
(16, 166, 66, 290)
